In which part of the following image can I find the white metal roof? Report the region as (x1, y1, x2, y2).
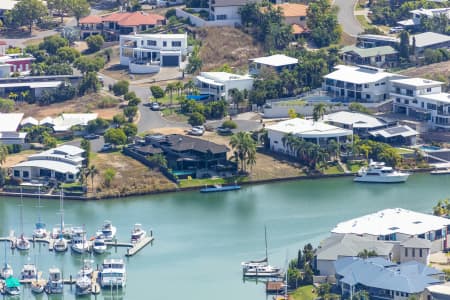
(52, 113, 98, 132)
(0, 0, 17, 10)
(196, 76, 224, 86)
(0, 113, 23, 132)
(324, 111, 386, 129)
(250, 54, 298, 67)
(199, 72, 253, 82)
(0, 81, 62, 89)
(52, 145, 85, 156)
(426, 283, 450, 296)
(417, 93, 450, 104)
(13, 160, 80, 174)
(324, 65, 396, 84)
(369, 125, 418, 138)
(390, 77, 443, 88)
(411, 32, 450, 48)
(332, 208, 450, 236)
(39, 117, 54, 125)
(267, 118, 353, 138)
(21, 116, 39, 126)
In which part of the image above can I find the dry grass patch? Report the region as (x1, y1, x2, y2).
(197, 27, 264, 71)
(248, 152, 305, 181)
(90, 151, 177, 198)
(399, 61, 450, 84)
(2, 150, 38, 168)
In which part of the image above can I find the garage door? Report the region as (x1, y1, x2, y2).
(162, 55, 179, 67)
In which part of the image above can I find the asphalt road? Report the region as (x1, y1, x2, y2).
(334, 0, 363, 37)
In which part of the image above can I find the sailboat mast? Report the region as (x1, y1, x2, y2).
(265, 226, 268, 262)
(20, 187, 23, 235)
(37, 185, 41, 223)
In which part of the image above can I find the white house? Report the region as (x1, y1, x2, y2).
(323, 111, 387, 136)
(266, 118, 353, 153)
(0, 113, 26, 145)
(119, 33, 188, 74)
(51, 113, 98, 133)
(249, 54, 298, 76)
(332, 208, 450, 253)
(12, 145, 85, 183)
(208, 0, 262, 23)
(195, 72, 254, 101)
(322, 65, 403, 102)
(398, 7, 450, 28)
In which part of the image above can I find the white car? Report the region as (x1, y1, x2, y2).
(188, 126, 205, 136)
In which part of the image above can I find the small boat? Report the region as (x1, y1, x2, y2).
(77, 259, 94, 278)
(16, 235, 30, 251)
(75, 274, 91, 296)
(200, 184, 241, 193)
(2, 264, 13, 279)
(53, 238, 68, 252)
(100, 220, 117, 241)
(354, 160, 410, 183)
(21, 264, 37, 279)
(93, 237, 107, 254)
(131, 223, 146, 243)
(33, 186, 48, 238)
(71, 227, 90, 254)
(45, 268, 63, 294)
(31, 280, 45, 294)
(243, 265, 282, 278)
(100, 258, 126, 288)
(54, 190, 68, 252)
(430, 167, 450, 175)
(5, 276, 21, 295)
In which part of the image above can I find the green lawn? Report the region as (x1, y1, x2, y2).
(291, 285, 316, 300)
(347, 161, 366, 173)
(323, 163, 345, 175)
(394, 147, 414, 155)
(356, 15, 371, 29)
(179, 176, 247, 188)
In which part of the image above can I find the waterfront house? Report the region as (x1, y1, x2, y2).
(248, 54, 298, 76)
(340, 45, 399, 68)
(0, 113, 26, 145)
(119, 33, 188, 74)
(369, 125, 419, 145)
(323, 111, 388, 137)
(12, 145, 85, 183)
(322, 65, 403, 102)
(79, 11, 166, 40)
(194, 72, 254, 101)
(332, 208, 450, 252)
(266, 118, 353, 154)
(335, 257, 444, 300)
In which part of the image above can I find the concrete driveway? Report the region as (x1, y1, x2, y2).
(334, 0, 363, 36)
(206, 119, 263, 133)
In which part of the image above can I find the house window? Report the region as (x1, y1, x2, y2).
(14, 170, 20, 177)
(366, 94, 371, 99)
(23, 171, 29, 178)
(406, 89, 413, 96)
(299, 16, 306, 21)
(419, 248, 423, 257)
(141, 25, 146, 31)
(216, 14, 227, 20)
(375, 55, 382, 62)
(163, 41, 167, 47)
(413, 100, 418, 104)
(147, 40, 157, 46)
(427, 88, 432, 92)
(396, 291, 399, 296)
(375, 83, 380, 86)
(364, 84, 369, 88)
(412, 248, 415, 257)
(427, 103, 437, 110)
(396, 87, 401, 93)
(421, 102, 424, 108)
(405, 248, 408, 256)
(172, 41, 182, 47)
(396, 98, 401, 103)
(405, 100, 409, 105)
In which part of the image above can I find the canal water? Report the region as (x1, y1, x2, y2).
(0, 173, 449, 299)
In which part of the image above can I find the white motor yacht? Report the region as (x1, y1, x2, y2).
(16, 235, 30, 251)
(53, 237, 68, 252)
(100, 220, 117, 241)
(76, 274, 91, 296)
(131, 223, 146, 243)
(45, 268, 63, 294)
(93, 237, 107, 254)
(21, 264, 37, 279)
(77, 259, 94, 278)
(243, 265, 282, 278)
(100, 258, 126, 288)
(71, 227, 90, 254)
(354, 160, 410, 183)
(1, 263, 13, 279)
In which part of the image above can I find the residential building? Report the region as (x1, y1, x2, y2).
(0, 0, 17, 22)
(369, 125, 419, 145)
(323, 111, 387, 137)
(266, 118, 353, 154)
(12, 145, 85, 183)
(335, 257, 444, 300)
(410, 32, 450, 56)
(332, 208, 450, 252)
(0, 113, 26, 145)
(425, 283, 450, 300)
(79, 11, 166, 40)
(194, 72, 254, 101)
(248, 54, 298, 76)
(208, 0, 262, 23)
(357, 34, 399, 48)
(51, 113, 98, 133)
(20, 116, 39, 129)
(398, 7, 450, 28)
(340, 45, 399, 68)
(0, 81, 62, 98)
(0, 41, 35, 75)
(264, 3, 309, 36)
(119, 33, 188, 74)
(322, 65, 403, 102)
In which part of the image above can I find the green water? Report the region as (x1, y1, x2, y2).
(0, 173, 448, 299)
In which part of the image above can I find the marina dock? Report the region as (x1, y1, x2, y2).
(125, 236, 154, 256)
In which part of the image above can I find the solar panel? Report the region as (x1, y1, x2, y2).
(385, 126, 408, 135)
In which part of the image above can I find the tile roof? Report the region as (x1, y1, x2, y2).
(272, 3, 308, 17)
(0, 41, 7, 46)
(79, 15, 102, 24)
(292, 24, 307, 34)
(81, 11, 165, 27)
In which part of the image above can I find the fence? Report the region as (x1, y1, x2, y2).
(122, 147, 179, 184)
(175, 8, 240, 27)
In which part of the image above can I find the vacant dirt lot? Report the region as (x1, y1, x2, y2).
(2, 150, 38, 168)
(399, 61, 450, 85)
(90, 152, 177, 198)
(15, 92, 123, 120)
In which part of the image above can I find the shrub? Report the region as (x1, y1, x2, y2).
(86, 35, 104, 53)
(150, 86, 165, 99)
(188, 112, 205, 126)
(221, 120, 237, 129)
(97, 96, 120, 109)
(112, 80, 130, 96)
(0, 98, 14, 112)
(103, 168, 116, 187)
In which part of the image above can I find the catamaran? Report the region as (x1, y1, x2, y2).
(33, 186, 48, 238)
(16, 188, 30, 251)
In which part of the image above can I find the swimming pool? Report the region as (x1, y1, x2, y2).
(419, 145, 441, 152)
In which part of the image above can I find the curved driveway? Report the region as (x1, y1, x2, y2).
(334, 0, 363, 37)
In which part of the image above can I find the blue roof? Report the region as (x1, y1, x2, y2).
(335, 257, 442, 293)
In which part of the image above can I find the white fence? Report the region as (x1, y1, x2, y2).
(175, 8, 240, 27)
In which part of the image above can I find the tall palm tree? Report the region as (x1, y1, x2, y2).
(86, 165, 99, 193)
(230, 132, 257, 173)
(184, 80, 196, 95)
(228, 88, 244, 111)
(0, 144, 8, 166)
(313, 103, 327, 122)
(175, 81, 184, 97)
(165, 83, 176, 108)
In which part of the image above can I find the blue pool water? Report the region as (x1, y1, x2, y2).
(420, 145, 441, 152)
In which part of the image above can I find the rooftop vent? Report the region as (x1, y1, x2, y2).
(413, 221, 422, 224)
(388, 226, 399, 231)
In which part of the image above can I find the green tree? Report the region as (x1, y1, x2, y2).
(56, 47, 80, 63)
(112, 114, 126, 127)
(78, 72, 101, 95)
(40, 35, 69, 55)
(165, 83, 176, 107)
(123, 105, 138, 122)
(103, 168, 116, 188)
(0, 144, 8, 166)
(147, 153, 167, 168)
(46, 63, 73, 75)
(9, 0, 47, 33)
(307, 0, 341, 47)
(74, 56, 105, 74)
(150, 86, 165, 99)
(188, 112, 205, 126)
(86, 164, 98, 193)
(228, 88, 244, 110)
(122, 123, 137, 139)
(399, 31, 410, 61)
(0, 98, 15, 113)
(313, 103, 327, 121)
(112, 80, 130, 96)
(67, 0, 90, 27)
(230, 132, 257, 173)
(357, 249, 378, 259)
(86, 35, 104, 53)
(42, 132, 57, 149)
(104, 128, 127, 147)
(48, 0, 69, 23)
(80, 138, 91, 165)
(86, 118, 109, 133)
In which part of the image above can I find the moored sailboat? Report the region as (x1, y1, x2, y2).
(53, 190, 67, 252)
(15, 188, 30, 251)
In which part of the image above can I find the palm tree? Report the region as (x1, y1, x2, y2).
(8, 92, 18, 102)
(230, 132, 257, 173)
(327, 139, 340, 161)
(86, 165, 99, 193)
(184, 80, 196, 95)
(175, 81, 184, 97)
(228, 88, 244, 111)
(165, 83, 176, 108)
(313, 103, 327, 122)
(0, 144, 8, 166)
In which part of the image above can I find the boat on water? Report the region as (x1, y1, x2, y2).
(354, 160, 410, 183)
(2, 242, 13, 279)
(93, 237, 107, 254)
(54, 190, 68, 252)
(76, 274, 91, 296)
(71, 226, 90, 254)
(77, 259, 94, 278)
(33, 186, 48, 238)
(131, 223, 146, 243)
(99, 220, 117, 241)
(243, 265, 282, 278)
(5, 276, 21, 296)
(200, 184, 241, 193)
(242, 226, 270, 271)
(16, 190, 30, 251)
(100, 258, 126, 288)
(430, 167, 450, 175)
(21, 264, 37, 279)
(31, 279, 45, 294)
(45, 268, 63, 294)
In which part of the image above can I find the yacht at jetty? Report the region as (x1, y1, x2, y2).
(354, 160, 410, 183)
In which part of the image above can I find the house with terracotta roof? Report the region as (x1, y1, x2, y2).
(264, 3, 309, 37)
(79, 11, 166, 40)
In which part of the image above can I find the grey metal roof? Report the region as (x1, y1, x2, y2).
(340, 45, 398, 58)
(411, 32, 450, 48)
(316, 234, 394, 261)
(335, 257, 443, 293)
(400, 236, 432, 248)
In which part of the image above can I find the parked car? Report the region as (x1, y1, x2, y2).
(217, 127, 232, 135)
(389, 26, 404, 34)
(151, 102, 160, 111)
(84, 133, 100, 140)
(100, 143, 113, 152)
(188, 127, 205, 136)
